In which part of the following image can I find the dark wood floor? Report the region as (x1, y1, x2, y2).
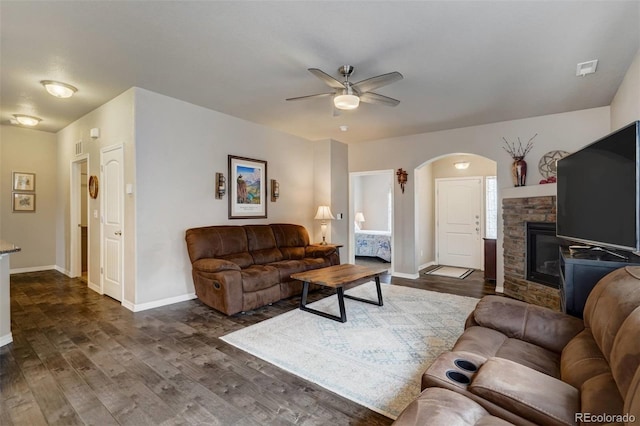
(1, 269, 494, 425)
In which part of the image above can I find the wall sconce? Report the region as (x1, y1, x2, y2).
(215, 172, 226, 199)
(454, 161, 470, 170)
(271, 179, 280, 202)
(396, 168, 408, 193)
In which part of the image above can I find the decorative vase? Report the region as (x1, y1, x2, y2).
(512, 157, 527, 187)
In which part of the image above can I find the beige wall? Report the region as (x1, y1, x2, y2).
(56, 89, 136, 300)
(353, 173, 392, 231)
(611, 49, 640, 131)
(349, 106, 610, 282)
(1, 125, 57, 270)
(134, 88, 329, 305)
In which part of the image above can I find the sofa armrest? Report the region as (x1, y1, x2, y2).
(472, 295, 584, 353)
(469, 357, 579, 426)
(192, 258, 241, 273)
(305, 245, 337, 258)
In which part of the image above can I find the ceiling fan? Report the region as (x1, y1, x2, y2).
(286, 65, 403, 111)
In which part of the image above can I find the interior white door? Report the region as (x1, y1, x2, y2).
(436, 177, 483, 269)
(102, 146, 124, 301)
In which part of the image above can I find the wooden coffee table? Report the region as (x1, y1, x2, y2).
(291, 264, 387, 323)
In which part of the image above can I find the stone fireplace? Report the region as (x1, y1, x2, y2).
(502, 191, 561, 310)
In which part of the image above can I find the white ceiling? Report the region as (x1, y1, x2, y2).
(1, 1, 638, 143)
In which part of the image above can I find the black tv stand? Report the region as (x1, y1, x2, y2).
(568, 245, 629, 261)
(560, 247, 640, 318)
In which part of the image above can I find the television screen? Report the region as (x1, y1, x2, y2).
(557, 121, 639, 253)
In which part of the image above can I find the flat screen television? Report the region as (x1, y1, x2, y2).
(557, 120, 640, 255)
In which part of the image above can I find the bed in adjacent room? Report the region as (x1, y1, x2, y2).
(355, 230, 391, 262)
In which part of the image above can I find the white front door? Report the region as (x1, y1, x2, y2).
(436, 177, 483, 269)
(102, 146, 124, 301)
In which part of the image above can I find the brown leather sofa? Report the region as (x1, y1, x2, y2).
(394, 266, 640, 425)
(185, 223, 339, 315)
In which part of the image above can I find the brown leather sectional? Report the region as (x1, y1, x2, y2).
(185, 223, 339, 315)
(394, 266, 640, 425)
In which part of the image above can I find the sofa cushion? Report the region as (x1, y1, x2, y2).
(469, 357, 579, 426)
(392, 388, 514, 426)
(471, 295, 583, 354)
(561, 329, 610, 389)
(271, 224, 310, 259)
(453, 326, 560, 378)
(245, 225, 283, 264)
(609, 307, 640, 398)
(185, 226, 249, 263)
(240, 265, 280, 292)
(301, 257, 331, 270)
(583, 266, 640, 362)
(580, 373, 624, 423)
(269, 259, 307, 282)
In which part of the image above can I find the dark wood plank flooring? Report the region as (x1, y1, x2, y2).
(1, 269, 494, 425)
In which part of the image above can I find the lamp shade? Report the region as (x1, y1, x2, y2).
(354, 212, 365, 222)
(334, 94, 360, 110)
(314, 205, 335, 220)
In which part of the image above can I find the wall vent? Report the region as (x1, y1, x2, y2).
(75, 141, 84, 156)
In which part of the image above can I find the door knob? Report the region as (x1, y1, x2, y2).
(115, 231, 122, 236)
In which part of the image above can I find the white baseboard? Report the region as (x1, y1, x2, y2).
(0, 333, 13, 347)
(88, 282, 101, 294)
(10, 265, 58, 274)
(123, 293, 197, 312)
(55, 265, 72, 276)
(392, 271, 420, 279)
(419, 261, 436, 271)
(495, 284, 504, 293)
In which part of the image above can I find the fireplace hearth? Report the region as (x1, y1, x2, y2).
(503, 194, 561, 310)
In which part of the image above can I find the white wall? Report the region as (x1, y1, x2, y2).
(1, 126, 57, 270)
(354, 173, 391, 231)
(349, 107, 611, 285)
(134, 88, 320, 305)
(611, 49, 640, 131)
(415, 163, 434, 268)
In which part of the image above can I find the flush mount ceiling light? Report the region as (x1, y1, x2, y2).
(454, 161, 470, 170)
(41, 80, 78, 98)
(12, 114, 42, 126)
(339, 125, 349, 132)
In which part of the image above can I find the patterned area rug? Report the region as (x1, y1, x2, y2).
(220, 283, 479, 419)
(425, 265, 474, 279)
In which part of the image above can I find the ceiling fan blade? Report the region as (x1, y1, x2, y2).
(359, 92, 400, 107)
(352, 71, 403, 94)
(286, 92, 335, 101)
(308, 68, 346, 90)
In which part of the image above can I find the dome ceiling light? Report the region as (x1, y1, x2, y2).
(41, 80, 78, 98)
(12, 114, 42, 126)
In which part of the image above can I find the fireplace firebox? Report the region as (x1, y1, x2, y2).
(526, 222, 567, 288)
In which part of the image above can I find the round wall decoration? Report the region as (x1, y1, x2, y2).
(538, 150, 570, 179)
(88, 175, 99, 199)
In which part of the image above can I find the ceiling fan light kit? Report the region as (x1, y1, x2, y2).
(287, 65, 403, 111)
(334, 94, 360, 110)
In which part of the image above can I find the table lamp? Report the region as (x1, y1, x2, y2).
(314, 205, 335, 245)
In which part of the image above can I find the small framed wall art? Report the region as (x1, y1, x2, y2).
(228, 155, 267, 219)
(13, 192, 36, 212)
(13, 172, 35, 192)
(88, 175, 99, 199)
